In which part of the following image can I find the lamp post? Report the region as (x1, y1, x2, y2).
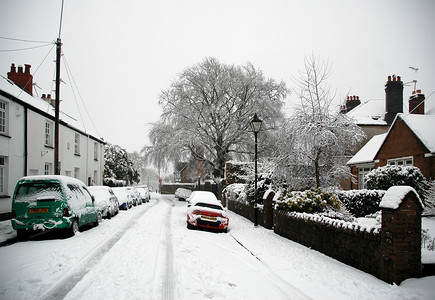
(250, 113, 263, 227)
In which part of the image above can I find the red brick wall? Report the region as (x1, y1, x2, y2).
(375, 118, 432, 179)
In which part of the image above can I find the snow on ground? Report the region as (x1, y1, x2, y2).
(0, 193, 434, 299)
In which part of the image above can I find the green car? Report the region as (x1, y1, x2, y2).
(11, 175, 102, 238)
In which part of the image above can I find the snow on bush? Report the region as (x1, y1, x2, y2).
(223, 183, 249, 204)
(337, 189, 385, 218)
(276, 188, 341, 214)
(366, 165, 430, 199)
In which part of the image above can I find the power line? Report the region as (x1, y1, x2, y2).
(0, 36, 52, 44)
(0, 43, 53, 52)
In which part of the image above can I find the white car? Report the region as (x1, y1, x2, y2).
(175, 188, 192, 201)
(88, 186, 119, 218)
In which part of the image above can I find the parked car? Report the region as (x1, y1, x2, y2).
(175, 188, 192, 201)
(112, 187, 133, 210)
(88, 186, 119, 218)
(186, 191, 229, 233)
(136, 186, 150, 203)
(11, 175, 101, 238)
(126, 187, 141, 206)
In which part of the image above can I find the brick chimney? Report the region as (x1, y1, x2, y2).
(409, 90, 425, 115)
(7, 63, 33, 96)
(384, 75, 403, 125)
(344, 95, 361, 113)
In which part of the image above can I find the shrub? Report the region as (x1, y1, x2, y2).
(276, 188, 341, 213)
(337, 189, 385, 217)
(365, 165, 430, 200)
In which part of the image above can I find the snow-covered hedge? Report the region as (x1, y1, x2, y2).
(223, 183, 249, 204)
(276, 189, 341, 214)
(337, 189, 385, 218)
(366, 165, 430, 200)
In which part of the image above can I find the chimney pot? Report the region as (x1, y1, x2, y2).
(10, 63, 16, 73)
(42, 94, 46, 99)
(47, 94, 51, 99)
(416, 89, 421, 94)
(18, 65, 23, 73)
(388, 75, 391, 81)
(24, 64, 31, 74)
(397, 76, 401, 81)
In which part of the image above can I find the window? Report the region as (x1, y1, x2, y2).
(94, 142, 98, 160)
(0, 101, 7, 134)
(45, 121, 53, 147)
(74, 133, 80, 155)
(74, 167, 80, 179)
(387, 156, 413, 166)
(93, 170, 98, 184)
(44, 163, 52, 175)
(358, 167, 373, 189)
(0, 157, 5, 194)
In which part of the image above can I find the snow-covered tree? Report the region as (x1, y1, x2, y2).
(148, 57, 288, 177)
(104, 143, 140, 185)
(273, 55, 365, 189)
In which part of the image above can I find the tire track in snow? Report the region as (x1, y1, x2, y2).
(151, 195, 175, 300)
(39, 201, 158, 300)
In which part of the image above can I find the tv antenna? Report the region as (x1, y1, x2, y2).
(409, 66, 418, 72)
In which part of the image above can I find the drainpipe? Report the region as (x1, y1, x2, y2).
(24, 106, 28, 176)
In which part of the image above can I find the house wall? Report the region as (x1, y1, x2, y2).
(0, 97, 25, 216)
(0, 92, 104, 217)
(375, 119, 432, 179)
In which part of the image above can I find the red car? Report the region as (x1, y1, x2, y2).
(186, 191, 229, 232)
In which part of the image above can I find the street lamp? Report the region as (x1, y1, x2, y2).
(250, 113, 263, 227)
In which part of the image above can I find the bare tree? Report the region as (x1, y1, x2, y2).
(273, 55, 365, 189)
(147, 57, 288, 177)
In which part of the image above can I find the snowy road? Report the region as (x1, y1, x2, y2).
(0, 193, 434, 300)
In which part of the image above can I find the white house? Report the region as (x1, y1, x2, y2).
(0, 63, 105, 218)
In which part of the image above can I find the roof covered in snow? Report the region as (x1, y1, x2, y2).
(398, 113, 435, 153)
(379, 186, 423, 210)
(347, 133, 387, 165)
(0, 75, 103, 142)
(346, 99, 387, 125)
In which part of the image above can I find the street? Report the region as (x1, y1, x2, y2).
(0, 194, 433, 300)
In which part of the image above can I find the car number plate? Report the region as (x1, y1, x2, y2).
(29, 208, 48, 213)
(201, 216, 217, 221)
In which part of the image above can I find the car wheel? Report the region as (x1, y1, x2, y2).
(68, 219, 79, 237)
(187, 222, 194, 230)
(95, 212, 102, 226)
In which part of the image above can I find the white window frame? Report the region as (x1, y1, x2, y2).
(0, 101, 8, 135)
(44, 163, 52, 175)
(45, 120, 53, 147)
(74, 133, 80, 155)
(387, 156, 413, 166)
(358, 166, 374, 189)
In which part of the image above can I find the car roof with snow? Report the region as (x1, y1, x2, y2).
(18, 175, 86, 186)
(189, 191, 222, 208)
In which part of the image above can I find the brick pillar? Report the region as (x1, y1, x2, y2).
(379, 186, 423, 284)
(263, 191, 275, 229)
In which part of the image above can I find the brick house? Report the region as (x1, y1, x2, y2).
(348, 91, 435, 189)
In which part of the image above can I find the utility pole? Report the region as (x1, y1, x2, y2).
(54, 38, 62, 175)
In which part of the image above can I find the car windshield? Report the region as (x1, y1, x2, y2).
(194, 202, 223, 210)
(14, 182, 62, 202)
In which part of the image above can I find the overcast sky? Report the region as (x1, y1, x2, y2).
(1, 0, 434, 153)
